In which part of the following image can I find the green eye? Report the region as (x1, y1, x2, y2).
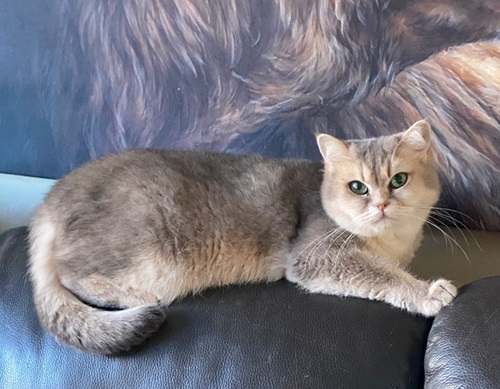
(349, 181, 369, 195)
(390, 173, 408, 189)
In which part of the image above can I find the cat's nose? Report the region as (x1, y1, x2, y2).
(376, 202, 389, 212)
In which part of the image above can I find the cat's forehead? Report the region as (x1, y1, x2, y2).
(349, 137, 399, 166)
(346, 137, 406, 184)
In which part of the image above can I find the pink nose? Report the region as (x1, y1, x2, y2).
(377, 203, 389, 212)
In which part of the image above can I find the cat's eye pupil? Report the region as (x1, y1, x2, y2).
(390, 173, 408, 189)
(349, 181, 368, 195)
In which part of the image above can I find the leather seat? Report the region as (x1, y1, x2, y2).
(1, 227, 431, 389)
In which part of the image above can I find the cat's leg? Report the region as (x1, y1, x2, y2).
(286, 250, 456, 317)
(60, 274, 159, 310)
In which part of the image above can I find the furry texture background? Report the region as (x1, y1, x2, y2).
(3, 0, 500, 229)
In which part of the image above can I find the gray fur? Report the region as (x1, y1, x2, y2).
(29, 121, 456, 355)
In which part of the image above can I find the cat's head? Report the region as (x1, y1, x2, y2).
(317, 120, 440, 238)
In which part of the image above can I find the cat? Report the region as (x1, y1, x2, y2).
(28, 120, 457, 355)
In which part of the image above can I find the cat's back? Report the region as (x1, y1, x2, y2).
(45, 148, 315, 201)
(38, 149, 322, 232)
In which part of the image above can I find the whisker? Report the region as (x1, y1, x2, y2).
(295, 228, 338, 260)
(428, 213, 470, 247)
(427, 214, 468, 247)
(405, 204, 482, 251)
(429, 209, 482, 252)
(311, 229, 347, 258)
(424, 222, 437, 242)
(393, 207, 472, 263)
(318, 211, 371, 260)
(425, 219, 469, 261)
(335, 232, 355, 262)
(305, 224, 353, 263)
(297, 228, 341, 262)
(411, 205, 480, 228)
(321, 229, 351, 260)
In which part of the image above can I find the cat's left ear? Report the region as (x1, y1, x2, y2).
(397, 120, 433, 157)
(316, 133, 350, 162)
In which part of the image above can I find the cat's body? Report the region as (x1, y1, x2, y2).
(29, 120, 457, 355)
(33, 151, 322, 306)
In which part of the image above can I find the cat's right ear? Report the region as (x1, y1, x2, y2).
(316, 133, 350, 162)
(401, 120, 432, 152)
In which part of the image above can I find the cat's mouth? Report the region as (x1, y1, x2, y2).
(373, 213, 394, 224)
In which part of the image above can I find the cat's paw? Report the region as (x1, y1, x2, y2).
(419, 279, 457, 317)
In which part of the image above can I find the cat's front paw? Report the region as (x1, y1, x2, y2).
(419, 279, 457, 317)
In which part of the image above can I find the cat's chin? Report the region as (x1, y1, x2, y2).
(348, 217, 398, 238)
(342, 223, 391, 239)
(362, 226, 392, 238)
(364, 214, 396, 236)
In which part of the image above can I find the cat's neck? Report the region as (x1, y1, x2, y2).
(362, 223, 424, 267)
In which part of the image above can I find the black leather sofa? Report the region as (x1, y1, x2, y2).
(1, 226, 499, 389)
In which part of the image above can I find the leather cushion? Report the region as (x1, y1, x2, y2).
(0, 227, 432, 389)
(425, 276, 500, 388)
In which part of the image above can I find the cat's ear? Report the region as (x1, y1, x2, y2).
(398, 120, 433, 155)
(316, 133, 350, 161)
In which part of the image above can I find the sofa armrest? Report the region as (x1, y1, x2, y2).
(425, 276, 500, 388)
(0, 173, 55, 232)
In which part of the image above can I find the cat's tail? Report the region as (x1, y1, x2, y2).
(28, 215, 166, 355)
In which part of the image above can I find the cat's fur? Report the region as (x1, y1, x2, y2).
(29, 120, 456, 355)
